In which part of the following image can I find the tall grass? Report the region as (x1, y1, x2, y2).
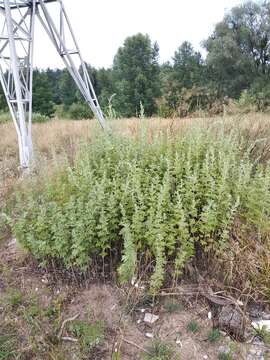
(8, 119, 270, 296)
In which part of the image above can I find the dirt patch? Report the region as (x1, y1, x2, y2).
(0, 239, 269, 359)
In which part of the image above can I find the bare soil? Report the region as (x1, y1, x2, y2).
(1, 239, 268, 360)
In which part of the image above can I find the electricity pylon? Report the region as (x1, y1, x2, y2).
(0, 0, 105, 169)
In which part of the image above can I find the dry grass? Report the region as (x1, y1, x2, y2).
(0, 117, 195, 194)
(1, 113, 270, 206)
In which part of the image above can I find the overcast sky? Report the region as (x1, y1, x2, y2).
(34, 0, 242, 70)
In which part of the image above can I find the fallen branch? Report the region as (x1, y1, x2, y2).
(123, 338, 151, 355)
(61, 336, 79, 343)
(58, 313, 80, 339)
(159, 285, 244, 307)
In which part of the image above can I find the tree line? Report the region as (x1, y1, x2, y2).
(1, 0, 270, 119)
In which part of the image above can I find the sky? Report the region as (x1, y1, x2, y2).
(33, 0, 243, 70)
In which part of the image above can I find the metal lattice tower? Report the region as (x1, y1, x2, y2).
(0, 0, 105, 169)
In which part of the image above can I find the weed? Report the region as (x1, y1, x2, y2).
(0, 335, 16, 360)
(163, 300, 183, 314)
(0, 325, 18, 360)
(25, 303, 40, 320)
(69, 320, 104, 352)
(218, 352, 233, 360)
(8, 119, 270, 298)
(44, 304, 59, 319)
(6, 290, 23, 309)
(112, 351, 121, 360)
(207, 328, 221, 342)
(44, 296, 64, 322)
(143, 339, 174, 360)
(253, 325, 270, 345)
(187, 320, 199, 334)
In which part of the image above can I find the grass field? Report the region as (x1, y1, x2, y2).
(1, 115, 270, 359)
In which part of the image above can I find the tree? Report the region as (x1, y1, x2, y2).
(204, 1, 270, 98)
(32, 70, 54, 117)
(46, 68, 62, 105)
(59, 69, 78, 108)
(162, 42, 205, 111)
(172, 41, 204, 89)
(0, 85, 7, 112)
(95, 68, 116, 110)
(113, 33, 161, 117)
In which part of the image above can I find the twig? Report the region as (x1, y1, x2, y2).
(58, 313, 80, 339)
(159, 285, 244, 307)
(123, 338, 151, 355)
(61, 336, 79, 343)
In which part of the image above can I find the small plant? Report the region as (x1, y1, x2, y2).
(0, 112, 10, 124)
(218, 352, 233, 360)
(6, 290, 23, 309)
(139, 101, 145, 119)
(187, 320, 199, 334)
(69, 320, 104, 352)
(143, 339, 174, 360)
(106, 94, 117, 119)
(24, 303, 40, 322)
(253, 324, 270, 345)
(0, 325, 18, 360)
(0, 335, 16, 360)
(207, 328, 221, 342)
(68, 102, 93, 120)
(44, 297, 63, 321)
(44, 304, 58, 319)
(32, 113, 50, 123)
(163, 300, 183, 314)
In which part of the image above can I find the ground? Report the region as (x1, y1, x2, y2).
(1, 227, 269, 359)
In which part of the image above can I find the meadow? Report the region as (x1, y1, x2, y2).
(1, 115, 270, 359)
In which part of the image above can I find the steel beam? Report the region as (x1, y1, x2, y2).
(0, 0, 36, 169)
(37, 0, 105, 129)
(0, 0, 105, 169)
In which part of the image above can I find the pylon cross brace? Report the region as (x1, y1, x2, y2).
(0, 0, 105, 169)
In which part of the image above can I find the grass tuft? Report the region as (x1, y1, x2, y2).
(69, 320, 104, 352)
(207, 328, 221, 343)
(6, 290, 23, 309)
(163, 300, 183, 314)
(143, 339, 174, 360)
(187, 320, 199, 334)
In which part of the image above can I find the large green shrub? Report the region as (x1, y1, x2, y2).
(0, 112, 10, 124)
(11, 123, 270, 293)
(68, 103, 93, 120)
(0, 112, 50, 124)
(32, 113, 50, 123)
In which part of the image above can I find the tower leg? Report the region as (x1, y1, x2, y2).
(0, 0, 36, 169)
(37, 0, 106, 129)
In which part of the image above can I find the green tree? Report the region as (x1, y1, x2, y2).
(172, 41, 204, 89)
(96, 68, 116, 110)
(113, 33, 161, 117)
(162, 42, 205, 111)
(32, 70, 54, 117)
(0, 85, 7, 112)
(46, 68, 62, 105)
(59, 69, 78, 108)
(204, 1, 270, 98)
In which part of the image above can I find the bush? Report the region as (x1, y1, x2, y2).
(68, 103, 93, 120)
(0, 112, 11, 124)
(0, 112, 50, 124)
(32, 113, 50, 123)
(11, 123, 270, 294)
